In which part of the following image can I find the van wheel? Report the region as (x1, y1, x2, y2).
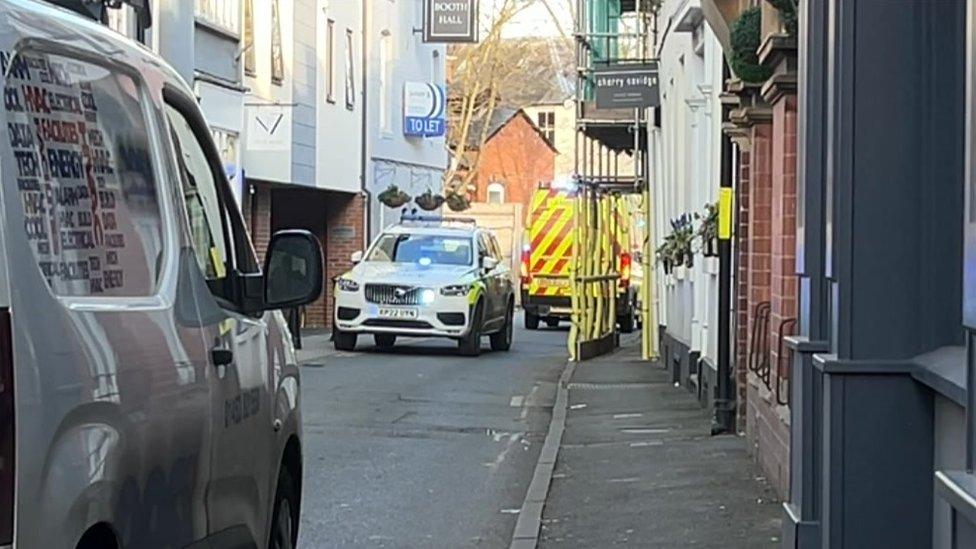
(269, 468, 299, 549)
(333, 329, 357, 351)
(524, 310, 540, 330)
(490, 302, 514, 351)
(459, 302, 483, 356)
(374, 334, 396, 349)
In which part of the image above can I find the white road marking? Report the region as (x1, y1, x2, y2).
(620, 428, 670, 435)
(629, 441, 663, 448)
(613, 413, 643, 419)
(510, 395, 524, 407)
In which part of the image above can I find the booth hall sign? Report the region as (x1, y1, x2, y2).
(423, 0, 479, 43)
(593, 63, 660, 109)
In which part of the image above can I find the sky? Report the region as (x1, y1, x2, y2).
(481, 0, 575, 40)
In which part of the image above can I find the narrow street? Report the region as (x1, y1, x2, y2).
(296, 325, 569, 547)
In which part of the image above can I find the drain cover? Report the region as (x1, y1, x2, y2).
(567, 382, 656, 391)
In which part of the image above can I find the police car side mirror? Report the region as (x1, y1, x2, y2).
(351, 250, 363, 263)
(482, 256, 499, 272)
(263, 230, 324, 310)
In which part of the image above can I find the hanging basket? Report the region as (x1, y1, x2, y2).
(378, 185, 411, 208)
(415, 190, 445, 211)
(445, 192, 471, 212)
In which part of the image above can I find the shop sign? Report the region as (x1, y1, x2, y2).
(423, 0, 479, 43)
(403, 82, 446, 138)
(593, 63, 660, 109)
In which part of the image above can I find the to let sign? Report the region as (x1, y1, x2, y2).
(423, 0, 479, 43)
(593, 63, 660, 109)
(403, 82, 446, 138)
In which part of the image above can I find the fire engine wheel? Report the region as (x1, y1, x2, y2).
(524, 310, 540, 330)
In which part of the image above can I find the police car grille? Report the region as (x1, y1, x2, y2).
(365, 284, 422, 305)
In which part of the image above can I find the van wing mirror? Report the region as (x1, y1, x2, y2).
(351, 250, 363, 263)
(263, 230, 324, 310)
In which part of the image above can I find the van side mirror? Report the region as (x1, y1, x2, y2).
(482, 256, 499, 272)
(264, 230, 324, 310)
(351, 250, 363, 263)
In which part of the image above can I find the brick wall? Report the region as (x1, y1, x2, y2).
(324, 193, 365, 329)
(741, 94, 799, 500)
(735, 151, 751, 424)
(249, 183, 273, 262)
(476, 112, 556, 208)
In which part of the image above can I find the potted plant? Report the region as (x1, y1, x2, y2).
(378, 184, 411, 208)
(695, 202, 719, 257)
(415, 188, 445, 211)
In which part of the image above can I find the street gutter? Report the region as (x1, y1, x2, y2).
(509, 359, 577, 549)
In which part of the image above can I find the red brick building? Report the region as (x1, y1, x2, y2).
(469, 108, 557, 207)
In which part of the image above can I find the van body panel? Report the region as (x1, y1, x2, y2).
(0, 2, 302, 547)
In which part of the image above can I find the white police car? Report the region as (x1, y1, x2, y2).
(333, 215, 515, 356)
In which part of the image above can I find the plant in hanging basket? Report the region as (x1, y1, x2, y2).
(695, 202, 719, 257)
(766, 0, 797, 37)
(670, 214, 695, 267)
(378, 184, 411, 208)
(415, 188, 445, 211)
(445, 190, 471, 212)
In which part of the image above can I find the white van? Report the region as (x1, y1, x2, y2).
(0, 2, 323, 548)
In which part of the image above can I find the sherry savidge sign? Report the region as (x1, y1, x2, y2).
(403, 82, 446, 138)
(593, 63, 660, 109)
(424, 0, 479, 43)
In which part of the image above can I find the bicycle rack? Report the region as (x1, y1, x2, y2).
(775, 318, 797, 406)
(748, 302, 772, 389)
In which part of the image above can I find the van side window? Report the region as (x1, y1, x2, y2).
(164, 104, 231, 284)
(1, 50, 164, 297)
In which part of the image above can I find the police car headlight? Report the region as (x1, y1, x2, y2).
(420, 289, 437, 305)
(440, 284, 470, 297)
(337, 278, 360, 292)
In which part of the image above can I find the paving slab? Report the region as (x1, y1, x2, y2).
(539, 348, 782, 548)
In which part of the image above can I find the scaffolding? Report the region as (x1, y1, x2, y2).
(570, 0, 657, 361)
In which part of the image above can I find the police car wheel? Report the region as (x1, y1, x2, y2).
(333, 329, 357, 351)
(374, 334, 396, 349)
(459, 302, 484, 356)
(490, 302, 514, 351)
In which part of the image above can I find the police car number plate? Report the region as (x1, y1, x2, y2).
(379, 308, 418, 319)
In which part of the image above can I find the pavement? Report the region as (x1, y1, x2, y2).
(292, 326, 781, 548)
(537, 340, 782, 548)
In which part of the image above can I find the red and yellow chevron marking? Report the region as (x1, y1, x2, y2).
(527, 188, 574, 297)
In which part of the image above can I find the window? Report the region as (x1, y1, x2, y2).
(537, 111, 556, 144)
(379, 31, 392, 132)
(326, 19, 336, 103)
(271, 0, 284, 85)
(487, 182, 505, 204)
(345, 29, 356, 110)
(166, 105, 230, 284)
(3, 50, 164, 297)
(367, 234, 473, 266)
(196, 0, 241, 35)
(243, 0, 255, 75)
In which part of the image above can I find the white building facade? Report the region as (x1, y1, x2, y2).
(365, 0, 448, 237)
(652, 0, 725, 396)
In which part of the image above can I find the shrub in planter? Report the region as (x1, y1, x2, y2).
(378, 184, 411, 208)
(415, 188, 445, 211)
(695, 202, 719, 257)
(767, 0, 797, 37)
(730, 7, 772, 84)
